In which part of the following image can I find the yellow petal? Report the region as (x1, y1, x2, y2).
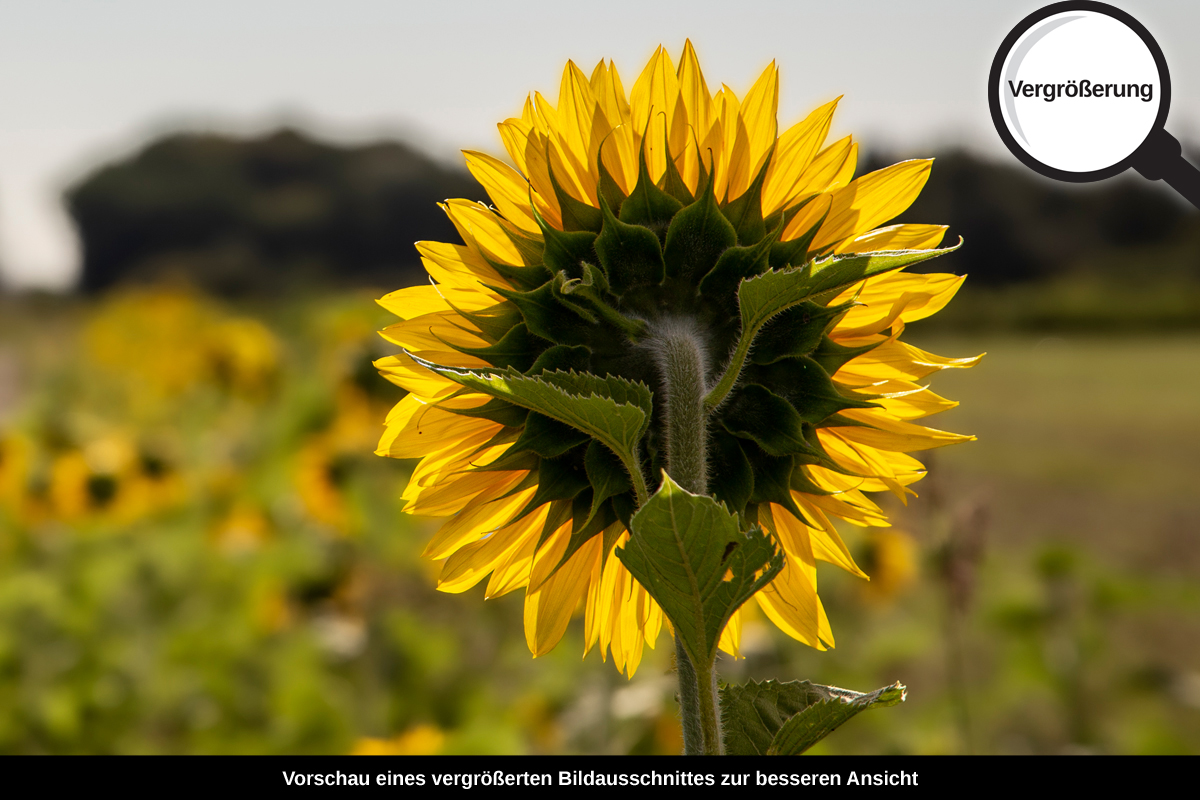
(812, 159, 933, 251)
(463, 151, 539, 233)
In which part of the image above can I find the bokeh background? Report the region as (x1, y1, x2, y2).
(1, 0, 1198, 754)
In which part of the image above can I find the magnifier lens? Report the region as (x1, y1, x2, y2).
(998, 10, 1163, 174)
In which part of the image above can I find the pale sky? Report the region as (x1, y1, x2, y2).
(3, 0, 1200, 289)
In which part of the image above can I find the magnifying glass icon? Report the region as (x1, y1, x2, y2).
(990, 1, 1200, 209)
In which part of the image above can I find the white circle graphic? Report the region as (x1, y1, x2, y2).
(998, 10, 1161, 173)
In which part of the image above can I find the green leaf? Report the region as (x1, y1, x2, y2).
(406, 355, 652, 502)
(617, 473, 783, 670)
(738, 245, 958, 345)
(721, 679, 906, 756)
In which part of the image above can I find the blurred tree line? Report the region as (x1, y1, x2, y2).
(66, 129, 486, 295)
(60, 129, 1200, 327)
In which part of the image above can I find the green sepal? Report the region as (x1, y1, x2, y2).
(811, 335, 880, 376)
(596, 145, 629, 218)
(721, 679, 906, 756)
(528, 499, 575, 574)
(584, 440, 632, 522)
(618, 134, 684, 235)
(618, 473, 784, 670)
(449, 322, 540, 372)
(527, 344, 592, 375)
(612, 491, 636, 531)
(721, 383, 840, 457)
(750, 301, 850, 366)
(764, 195, 821, 268)
(721, 143, 774, 245)
(447, 300, 525, 344)
(545, 490, 617, 575)
(491, 281, 595, 346)
(746, 452, 807, 522)
(661, 147, 695, 206)
(503, 224, 546, 267)
(696, 221, 778, 312)
(788, 464, 833, 497)
(745, 355, 878, 423)
(708, 430, 755, 518)
(819, 412, 875, 430)
(443, 397, 528, 428)
(479, 252, 551, 292)
(535, 205, 598, 279)
(473, 446, 540, 474)
(515, 456, 589, 527)
(546, 148, 603, 233)
(768, 202, 825, 269)
(595, 194, 666, 295)
(662, 162, 738, 285)
(508, 411, 590, 459)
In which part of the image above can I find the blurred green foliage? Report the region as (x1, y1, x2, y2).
(1, 291, 1198, 754)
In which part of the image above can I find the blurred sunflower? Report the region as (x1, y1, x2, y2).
(376, 43, 979, 675)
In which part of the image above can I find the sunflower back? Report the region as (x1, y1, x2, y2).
(376, 43, 979, 679)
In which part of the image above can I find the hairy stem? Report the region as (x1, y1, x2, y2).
(652, 321, 723, 755)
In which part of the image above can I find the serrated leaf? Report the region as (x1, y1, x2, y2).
(617, 473, 783, 670)
(407, 355, 651, 500)
(721, 679, 905, 756)
(769, 682, 906, 755)
(738, 245, 957, 343)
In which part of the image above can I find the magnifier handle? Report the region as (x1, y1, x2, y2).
(1132, 129, 1200, 210)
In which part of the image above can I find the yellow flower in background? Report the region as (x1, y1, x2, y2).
(859, 529, 919, 605)
(376, 42, 979, 675)
(351, 724, 446, 755)
(46, 433, 184, 526)
(86, 287, 278, 403)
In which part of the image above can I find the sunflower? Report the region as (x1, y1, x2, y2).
(376, 42, 979, 676)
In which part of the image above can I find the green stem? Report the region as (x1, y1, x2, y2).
(703, 329, 753, 414)
(653, 321, 723, 755)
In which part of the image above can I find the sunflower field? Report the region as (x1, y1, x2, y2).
(2, 40, 1199, 754)
(1, 282, 1197, 754)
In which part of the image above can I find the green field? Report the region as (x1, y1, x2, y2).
(1, 293, 1198, 754)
